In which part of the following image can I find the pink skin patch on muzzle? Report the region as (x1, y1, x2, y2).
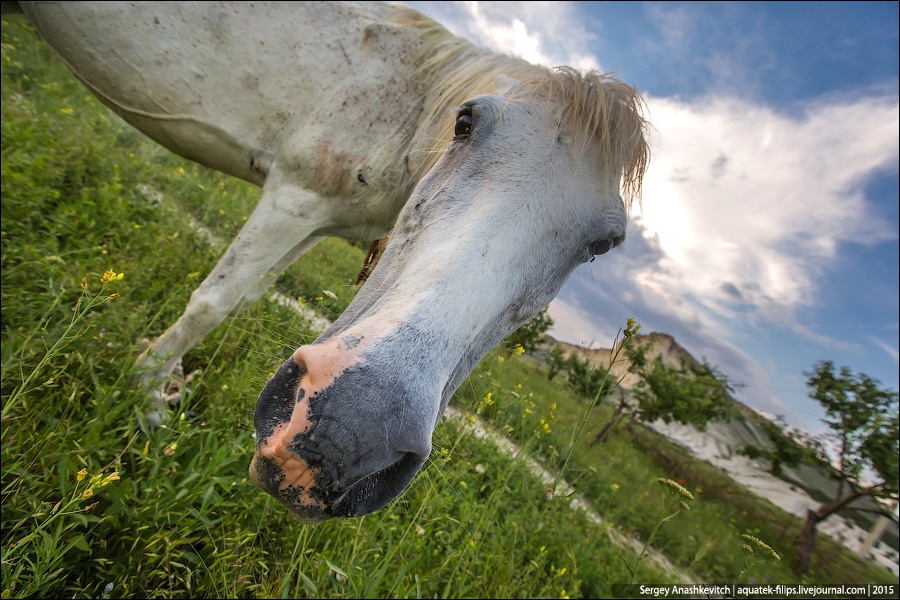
(250, 334, 373, 518)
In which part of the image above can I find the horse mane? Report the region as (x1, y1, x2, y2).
(384, 4, 650, 210)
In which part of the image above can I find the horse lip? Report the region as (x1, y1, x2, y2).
(250, 450, 409, 523)
(328, 449, 430, 518)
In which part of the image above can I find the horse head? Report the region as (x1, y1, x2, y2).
(250, 69, 649, 523)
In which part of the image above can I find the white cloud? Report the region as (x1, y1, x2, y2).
(869, 337, 900, 363)
(546, 301, 608, 349)
(636, 94, 899, 336)
(407, 1, 601, 71)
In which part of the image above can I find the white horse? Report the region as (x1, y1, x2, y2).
(14, 1, 649, 523)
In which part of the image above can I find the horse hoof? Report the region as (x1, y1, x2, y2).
(142, 364, 201, 426)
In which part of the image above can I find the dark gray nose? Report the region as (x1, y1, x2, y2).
(250, 341, 433, 523)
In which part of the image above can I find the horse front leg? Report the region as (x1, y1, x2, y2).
(135, 180, 329, 407)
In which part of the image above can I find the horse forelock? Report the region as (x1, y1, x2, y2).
(384, 5, 650, 212)
(521, 68, 651, 211)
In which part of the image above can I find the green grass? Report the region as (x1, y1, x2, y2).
(2, 16, 894, 598)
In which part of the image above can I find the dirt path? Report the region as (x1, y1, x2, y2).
(443, 406, 695, 582)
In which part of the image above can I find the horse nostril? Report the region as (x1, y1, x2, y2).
(253, 357, 306, 442)
(291, 347, 307, 372)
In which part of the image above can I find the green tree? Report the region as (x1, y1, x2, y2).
(545, 343, 568, 381)
(503, 306, 553, 354)
(591, 347, 736, 446)
(561, 351, 611, 403)
(796, 361, 899, 574)
(633, 354, 736, 426)
(739, 415, 809, 477)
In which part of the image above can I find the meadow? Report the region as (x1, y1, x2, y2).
(2, 17, 894, 598)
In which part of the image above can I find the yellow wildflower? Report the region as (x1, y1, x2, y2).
(100, 269, 124, 284)
(76, 468, 87, 482)
(625, 317, 642, 337)
(60, 107, 74, 115)
(82, 488, 94, 500)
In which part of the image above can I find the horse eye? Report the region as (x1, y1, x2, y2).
(454, 110, 473, 138)
(588, 236, 624, 261)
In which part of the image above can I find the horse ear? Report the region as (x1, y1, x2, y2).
(494, 74, 522, 95)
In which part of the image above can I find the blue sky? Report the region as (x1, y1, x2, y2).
(404, 1, 899, 437)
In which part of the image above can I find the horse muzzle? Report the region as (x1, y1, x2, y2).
(250, 338, 434, 523)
